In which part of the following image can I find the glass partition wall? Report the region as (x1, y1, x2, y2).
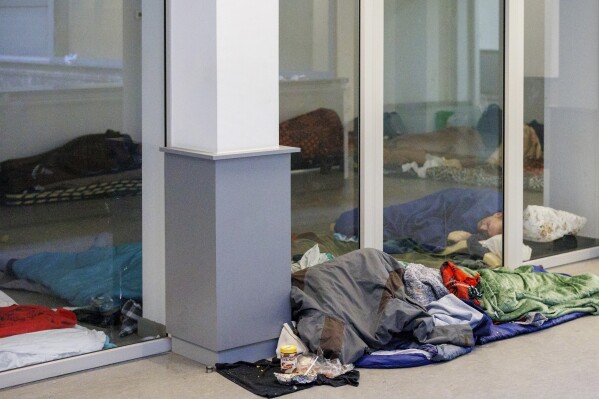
(280, 0, 361, 259)
(382, 0, 505, 268)
(283, 0, 599, 271)
(0, 0, 154, 373)
(1, 0, 597, 384)
(522, 0, 599, 260)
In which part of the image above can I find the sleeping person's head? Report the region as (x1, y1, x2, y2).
(477, 212, 503, 237)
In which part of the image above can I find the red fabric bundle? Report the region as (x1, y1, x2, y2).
(0, 304, 77, 338)
(440, 261, 481, 305)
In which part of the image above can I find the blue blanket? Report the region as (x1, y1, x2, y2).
(355, 307, 587, 368)
(10, 243, 142, 308)
(478, 312, 588, 345)
(335, 188, 502, 252)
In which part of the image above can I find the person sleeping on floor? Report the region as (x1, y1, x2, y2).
(0, 129, 141, 195)
(334, 188, 503, 254)
(334, 187, 588, 267)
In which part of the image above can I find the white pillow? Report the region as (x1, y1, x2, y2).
(479, 234, 532, 262)
(523, 205, 587, 242)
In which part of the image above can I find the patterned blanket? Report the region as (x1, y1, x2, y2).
(388, 165, 543, 192)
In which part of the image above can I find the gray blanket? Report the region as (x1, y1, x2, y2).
(291, 248, 474, 364)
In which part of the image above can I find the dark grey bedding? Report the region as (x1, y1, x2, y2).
(291, 248, 474, 364)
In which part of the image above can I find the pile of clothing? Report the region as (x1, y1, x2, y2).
(291, 248, 599, 367)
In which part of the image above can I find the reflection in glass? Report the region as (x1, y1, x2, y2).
(381, 0, 505, 268)
(0, 1, 150, 372)
(280, 1, 361, 260)
(523, 1, 599, 259)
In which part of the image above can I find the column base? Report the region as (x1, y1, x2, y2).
(171, 336, 278, 366)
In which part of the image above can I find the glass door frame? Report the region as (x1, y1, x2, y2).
(358, 0, 599, 268)
(359, 0, 384, 250)
(502, 0, 525, 268)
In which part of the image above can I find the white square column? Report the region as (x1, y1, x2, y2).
(164, 0, 299, 365)
(167, 0, 280, 152)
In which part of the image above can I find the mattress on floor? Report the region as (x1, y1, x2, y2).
(0, 325, 108, 371)
(1, 169, 141, 206)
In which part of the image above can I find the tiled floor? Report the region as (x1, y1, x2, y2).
(3, 258, 599, 399)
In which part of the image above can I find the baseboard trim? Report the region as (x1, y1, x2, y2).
(171, 336, 277, 367)
(535, 246, 599, 269)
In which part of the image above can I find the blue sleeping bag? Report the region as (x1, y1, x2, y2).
(11, 243, 142, 308)
(355, 351, 434, 369)
(335, 188, 502, 252)
(355, 345, 473, 369)
(478, 312, 588, 345)
(355, 308, 586, 368)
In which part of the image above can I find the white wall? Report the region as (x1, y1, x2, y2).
(62, 0, 123, 62)
(279, 1, 314, 75)
(384, 1, 470, 104)
(279, 0, 358, 130)
(385, 0, 481, 132)
(0, 0, 51, 57)
(477, 0, 500, 50)
(545, 0, 599, 238)
(0, 0, 123, 63)
(0, 83, 123, 161)
(279, 0, 337, 79)
(384, 0, 429, 106)
(524, 0, 545, 78)
(336, 1, 359, 128)
(0, 0, 129, 161)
